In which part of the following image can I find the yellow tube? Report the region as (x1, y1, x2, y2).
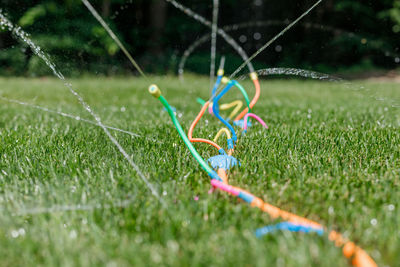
(220, 100, 243, 120)
(214, 128, 231, 143)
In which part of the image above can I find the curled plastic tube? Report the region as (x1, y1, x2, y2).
(211, 67, 250, 110)
(243, 113, 268, 132)
(189, 101, 225, 153)
(212, 60, 225, 97)
(213, 78, 252, 143)
(213, 78, 251, 113)
(220, 100, 243, 120)
(213, 81, 238, 142)
(207, 100, 243, 119)
(232, 81, 251, 110)
(208, 69, 224, 114)
(212, 73, 223, 96)
(214, 128, 231, 142)
(234, 72, 261, 121)
(148, 84, 222, 181)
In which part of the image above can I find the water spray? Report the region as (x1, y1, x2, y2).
(0, 12, 164, 205)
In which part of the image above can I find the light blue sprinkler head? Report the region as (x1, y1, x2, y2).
(208, 155, 240, 171)
(233, 119, 252, 129)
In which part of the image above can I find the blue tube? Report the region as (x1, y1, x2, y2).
(212, 75, 223, 97)
(227, 138, 234, 149)
(238, 191, 255, 203)
(213, 81, 237, 142)
(218, 148, 226, 155)
(255, 222, 324, 238)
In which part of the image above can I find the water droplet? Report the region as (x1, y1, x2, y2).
(151, 251, 162, 263)
(135, 236, 143, 244)
(69, 230, 77, 239)
(167, 240, 179, 252)
(328, 206, 334, 215)
(18, 228, 25, 236)
(275, 45, 282, 52)
(11, 230, 19, 238)
(239, 35, 247, 43)
(253, 32, 262, 40)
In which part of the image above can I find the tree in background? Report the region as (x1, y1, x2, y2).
(1, 0, 400, 76)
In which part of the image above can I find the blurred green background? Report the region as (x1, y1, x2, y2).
(1, 0, 400, 77)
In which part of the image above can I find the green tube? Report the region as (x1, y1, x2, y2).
(232, 80, 251, 113)
(149, 85, 221, 181)
(196, 97, 207, 106)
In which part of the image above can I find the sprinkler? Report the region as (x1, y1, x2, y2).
(148, 63, 377, 267)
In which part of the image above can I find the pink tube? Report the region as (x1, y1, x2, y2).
(208, 106, 213, 114)
(243, 113, 268, 131)
(210, 179, 240, 196)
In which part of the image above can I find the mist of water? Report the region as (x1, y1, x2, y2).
(0, 96, 141, 138)
(81, 0, 147, 78)
(229, 0, 322, 80)
(178, 34, 209, 81)
(10, 196, 137, 216)
(210, 0, 219, 89)
(238, 68, 342, 82)
(164, 0, 254, 74)
(0, 12, 164, 205)
(178, 19, 363, 79)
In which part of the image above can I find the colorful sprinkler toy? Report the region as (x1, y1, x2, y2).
(148, 60, 377, 267)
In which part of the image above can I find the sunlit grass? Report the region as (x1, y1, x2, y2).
(0, 76, 399, 266)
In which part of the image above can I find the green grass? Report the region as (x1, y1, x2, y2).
(0, 75, 399, 266)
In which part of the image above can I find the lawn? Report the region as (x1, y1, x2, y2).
(0, 75, 399, 266)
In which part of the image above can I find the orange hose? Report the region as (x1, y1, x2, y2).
(217, 168, 376, 267)
(256, 197, 377, 267)
(217, 168, 228, 184)
(234, 76, 261, 121)
(188, 101, 223, 152)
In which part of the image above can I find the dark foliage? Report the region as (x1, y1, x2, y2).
(1, 0, 400, 76)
